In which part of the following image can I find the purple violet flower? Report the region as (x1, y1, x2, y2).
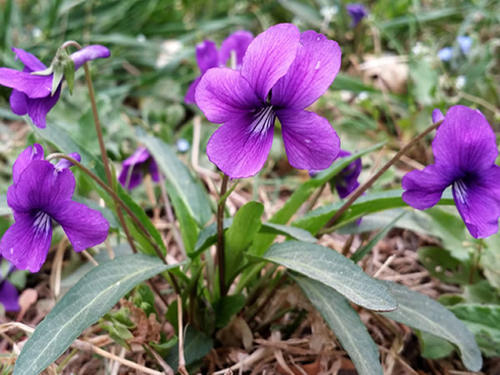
(331, 150, 362, 198)
(0, 260, 19, 312)
(195, 24, 341, 179)
(0, 144, 110, 272)
(185, 30, 253, 104)
(402, 105, 500, 239)
(346, 3, 368, 27)
(118, 147, 159, 190)
(0, 45, 110, 128)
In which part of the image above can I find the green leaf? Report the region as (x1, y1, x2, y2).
(418, 246, 475, 285)
(138, 131, 212, 226)
(294, 190, 454, 235)
(262, 241, 396, 311)
(225, 202, 263, 282)
(166, 185, 199, 254)
(14, 254, 179, 375)
(165, 326, 213, 370)
(260, 222, 316, 243)
(213, 294, 246, 328)
(351, 212, 406, 262)
(380, 281, 482, 371)
(192, 219, 233, 258)
(251, 143, 384, 255)
(417, 331, 455, 359)
(295, 276, 383, 375)
(449, 304, 500, 357)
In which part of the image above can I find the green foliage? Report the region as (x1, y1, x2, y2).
(14, 254, 179, 375)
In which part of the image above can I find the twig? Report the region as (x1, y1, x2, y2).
(82, 250, 99, 266)
(373, 254, 396, 278)
(320, 119, 442, 234)
(159, 175, 185, 255)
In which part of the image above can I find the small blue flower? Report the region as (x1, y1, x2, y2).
(438, 47, 453, 62)
(176, 138, 190, 153)
(457, 36, 472, 55)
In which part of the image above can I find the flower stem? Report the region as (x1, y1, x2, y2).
(217, 174, 229, 297)
(82, 61, 140, 256)
(320, 119, 443, 234)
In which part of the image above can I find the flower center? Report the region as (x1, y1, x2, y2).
(453, 179, 468, 204)
(249, 105, 275, 136)
(33, 211, 52, 238)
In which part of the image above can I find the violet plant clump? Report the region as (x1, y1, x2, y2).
(0, 144, 109, 272)
(0, 45, 110, 128)
(196, 23, 341, 178)
(402, 105, 500, 238)
(185, 30, 253, 104)
(118, 146, 159, 190)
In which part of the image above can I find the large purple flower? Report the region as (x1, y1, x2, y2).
(195, 24, 341, 179)
(0, 45, 110, 128)
(402, 105, 500, 238)
(0, 144, 110, 272)
(118, 147, 159, 190)
(346, 3, 368, 27)
(185, 30, 253, 104)
(0, 259, 19, 312)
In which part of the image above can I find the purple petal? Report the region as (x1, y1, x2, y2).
(219, 30, 253, 67)
(195, 67, 261, 123)
(0, 68, 52, 98)
(453, 166, 500, 238)
(118, 165, 144, 190)
(149, 159, 160, 182)
(241, 23, 300, 100)
(184, 76, 201, 104)
(0, 279, 20, 311)
(70, 45, 111, 70)
(51, 201, 109, 252)
(55, 152, 81, 171)
(7, 161, 75, 213)
(277, 109, 340, 171)
(12, 48, 47, 72)
(402, 164, 451, 210)
(195, 40, 219, 73)
(432, 109, 444, 123)
(335, 150, 362, 199)
(26, 85, 61, 128)
(207, 113, 275, 178)
(432, 105, 497, 173)
(12, 144, 45, 184)
(346, 3, 368, 27)
(122, 147, 151, 167)
(0, 212, 53, 273)
(272, 30, 341, 109)
(9, 89, 28, 115)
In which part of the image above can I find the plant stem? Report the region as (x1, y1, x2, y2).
(217, 174, 229, 297)
(320, 119, 443, 234)
(47, 154, 165, 262)
(81, 61, 140, 256)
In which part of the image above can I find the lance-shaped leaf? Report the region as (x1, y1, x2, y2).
(295, 275, 383, 375)
(14, 254, 179, 375)
(380, 281, 482, 371)
(262, 241, 396, 311)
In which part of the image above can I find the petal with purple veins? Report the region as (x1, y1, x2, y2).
(241, 23, 300, 101)
(118, 165, 144, 190)
(70, 45, 111, 70)
(195, 67, 261, 123)
(219, 30, 253, 67)
(7, 161, 75, 213)
(402, 164, 451, 210)
(206, 112, 275, 178)
(277, 109, 340, 171)
(0, 279, 20, 311)
(26, 84, 61, 128)
(0, 212, 53, 273)
(0, 68, 52, 98)
(195, 40, 218, 73)
(453, 166, 500, 238)
(9, 89, 28, 115)
(432, 105, 497, 172)
(51, 201, 109, 252)
(12, 48, 47, 71)
(12, 144, 44, 184)
(272, 30, 341, 109)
